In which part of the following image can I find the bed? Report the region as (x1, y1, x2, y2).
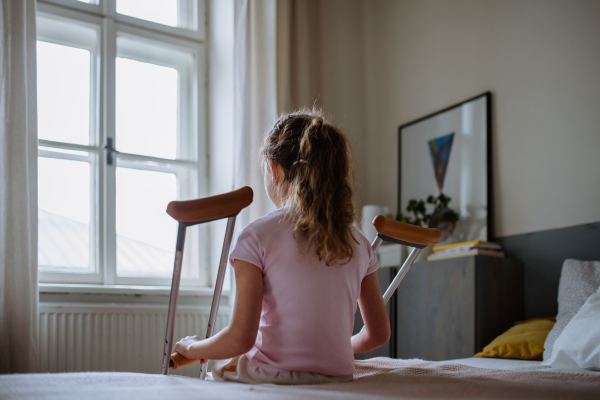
(4, 257, 600, 399)
(2, 357, 599, 400)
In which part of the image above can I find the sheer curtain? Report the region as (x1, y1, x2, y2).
(233, 0, 278, 225)
(276, 0, 323, 114)
(0, 0, 39, 373)
(233, 0, 323, 225)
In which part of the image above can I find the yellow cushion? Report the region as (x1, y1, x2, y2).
(474, 317, 556, 360)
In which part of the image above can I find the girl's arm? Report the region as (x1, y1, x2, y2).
(351, 271, 391, 353)
(174, 260, 263, 361)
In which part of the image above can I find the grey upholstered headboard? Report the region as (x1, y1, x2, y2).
(499, 221, 600, 319)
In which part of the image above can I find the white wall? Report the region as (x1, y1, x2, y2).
(360, 0, 600, 237)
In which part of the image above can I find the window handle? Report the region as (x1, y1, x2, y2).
(103, 138, 120, 165)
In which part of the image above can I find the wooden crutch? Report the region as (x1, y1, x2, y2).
(368, 215, 442, 305)
(161, 186, 253, 378)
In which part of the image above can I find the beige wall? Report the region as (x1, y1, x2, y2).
(320, 0, 367, 207)
(279, 0, 369, 206)
(359, 0, 600, 237)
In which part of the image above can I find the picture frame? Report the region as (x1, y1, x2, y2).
(398, 92, 492, 244)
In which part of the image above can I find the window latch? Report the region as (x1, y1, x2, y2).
(103, 138, 120, 165)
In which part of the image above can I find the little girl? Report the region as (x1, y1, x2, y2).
(175, 110, 390, 384)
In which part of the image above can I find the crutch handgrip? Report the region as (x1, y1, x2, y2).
(372, 215, 441, 248)
(167, 186, 253, 223)
(170, 352, 199, 370)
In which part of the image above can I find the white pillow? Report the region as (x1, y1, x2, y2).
(543, 259, 600, 361)
(542, 285, 600, 370)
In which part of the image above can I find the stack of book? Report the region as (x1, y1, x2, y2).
(427, 240, 504, 261)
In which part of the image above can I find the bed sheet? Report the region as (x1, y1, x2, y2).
(2, 358, 599, 400)
(443, 357, 542, 370)
(444, 357, 600, 375)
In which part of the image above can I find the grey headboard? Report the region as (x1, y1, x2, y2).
(499, 221, 600, 319)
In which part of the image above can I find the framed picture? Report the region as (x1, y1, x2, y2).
(398, 92, 492, 244)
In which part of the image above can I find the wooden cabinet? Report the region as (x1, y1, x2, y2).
(395, 255, 524, 361)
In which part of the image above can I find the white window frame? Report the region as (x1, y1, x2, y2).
(37, 0, 209, 287)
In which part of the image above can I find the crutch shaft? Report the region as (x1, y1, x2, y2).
(199, 215, 237, 379)
(161, 223, 187, 375)
(371, 236, 383, 253)
(371, 234, 422, 304)
(361, 238, 421, 333)
(383, 247, 421, 304)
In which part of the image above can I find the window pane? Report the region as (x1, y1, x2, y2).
(39, 157, 92, 271)
(117, 0, 179, 27)
(116, 167, 177, 277)
(37, 41, 91, 145)
(116, 58, 178, 159)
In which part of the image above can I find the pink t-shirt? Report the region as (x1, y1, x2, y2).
(229, 208, 379, 376)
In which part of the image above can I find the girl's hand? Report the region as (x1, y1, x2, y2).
(174, 336, 208, 364)
(168, 261, 262, 365)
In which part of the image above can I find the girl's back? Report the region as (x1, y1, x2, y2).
(230, 207, 378, 376)
(175, 110, 389, 385)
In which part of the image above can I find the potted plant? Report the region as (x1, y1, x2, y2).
(396, 194, 459, 261)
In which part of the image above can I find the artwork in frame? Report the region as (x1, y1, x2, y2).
(398, 92, 492, 244)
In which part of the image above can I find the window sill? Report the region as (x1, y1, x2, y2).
(39, 283, 226, 301)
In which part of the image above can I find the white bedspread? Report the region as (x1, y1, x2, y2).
(445, 357, 542, 370)
(2, 358, 599, 400)
(447, 357, 600, 375)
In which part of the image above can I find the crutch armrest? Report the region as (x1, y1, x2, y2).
(167, 186, 254, 223)
(372, 215, 442, 247)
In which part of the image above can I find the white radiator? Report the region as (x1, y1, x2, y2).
(39, 303, 231, 377)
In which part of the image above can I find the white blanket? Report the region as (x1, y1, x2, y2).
(2, 358, 600, 400)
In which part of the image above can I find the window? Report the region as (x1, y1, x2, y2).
(37, 0, 207, 286)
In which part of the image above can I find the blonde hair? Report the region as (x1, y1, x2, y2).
(261, 109, 357, 266)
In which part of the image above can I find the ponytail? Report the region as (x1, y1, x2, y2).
(261, 109, 357, 266)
